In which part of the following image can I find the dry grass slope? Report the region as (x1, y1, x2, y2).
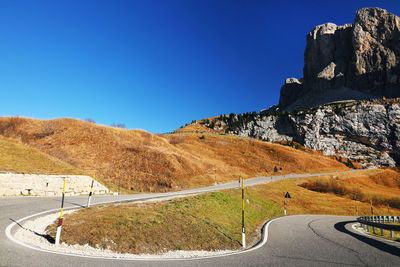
(0, 117, 347, 192)
(0, 136, 84, 175)
(299, 168, 400, 209)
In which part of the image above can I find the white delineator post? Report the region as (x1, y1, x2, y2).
(55, 179, 66, 245)
(241, 176, 246, 248)
(284, 192, 291, 215)
(87, 173, 95, 208)
(284, 200, 287, 215)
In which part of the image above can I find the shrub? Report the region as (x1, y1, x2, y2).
(34, 122, 55, 138)
(209, 119, 216, 129)
(111, 123, 126, 129)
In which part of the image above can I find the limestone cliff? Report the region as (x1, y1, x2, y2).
(280, 7, 400, 111)
(213, 99, 400, 167)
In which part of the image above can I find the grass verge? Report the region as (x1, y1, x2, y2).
(363, 227, 400, 242)
(47, 169, 400, 254)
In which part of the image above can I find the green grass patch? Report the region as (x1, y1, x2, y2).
(47, 169, 400, 254)
(47, 188, 282, 254)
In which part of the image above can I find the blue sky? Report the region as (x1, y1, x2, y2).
(0, 0, 399, 133)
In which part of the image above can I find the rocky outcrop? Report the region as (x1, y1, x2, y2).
(223, 99, 400, 167)
(279, 78, 304, 108)
(280, 7, 400, 111)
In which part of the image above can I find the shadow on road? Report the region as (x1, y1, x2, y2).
(10, 218, 55, 244)
(334, 220, 400, 257)
(52, 198, 85, 208)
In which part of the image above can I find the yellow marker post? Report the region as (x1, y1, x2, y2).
(55, 179, 66, 245)
(87, 172, 95, 208)
(241, 176, 245, 248)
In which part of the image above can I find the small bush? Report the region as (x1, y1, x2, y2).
(111, 122, 126, 129)
(34, 122, 55, 138)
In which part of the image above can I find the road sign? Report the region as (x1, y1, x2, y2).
(285, 192, 291, 198)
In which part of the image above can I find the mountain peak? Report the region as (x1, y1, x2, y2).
(279, 7, 400, 111)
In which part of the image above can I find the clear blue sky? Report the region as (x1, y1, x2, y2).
(1, 0, 399, 133)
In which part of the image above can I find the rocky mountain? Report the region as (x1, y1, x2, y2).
(181, 8, 400, 168)
(280, 7, 400, 111)
(201, 99, 400, 168)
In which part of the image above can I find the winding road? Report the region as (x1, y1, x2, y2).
(1, 171, 399, 266)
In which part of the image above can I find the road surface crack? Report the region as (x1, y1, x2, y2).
(307, 219, 369, 266)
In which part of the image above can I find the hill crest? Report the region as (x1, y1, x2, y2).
(0, 116, 347, 192)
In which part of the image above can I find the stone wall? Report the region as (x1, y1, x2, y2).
(0, 173, 111, 197)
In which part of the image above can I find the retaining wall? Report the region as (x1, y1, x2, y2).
(0, 173, 111, 197)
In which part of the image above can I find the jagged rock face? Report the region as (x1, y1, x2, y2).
(279, 78, 304, 108)
(303, 23, 352, 92)
(232, 100, 400, 167)
(350, 8, 400, 95)
(280, 7, 400, 111)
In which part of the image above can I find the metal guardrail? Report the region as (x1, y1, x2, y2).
(357, 216, 400, 238)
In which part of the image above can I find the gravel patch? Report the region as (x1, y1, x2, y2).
(13, 210, 235, 259)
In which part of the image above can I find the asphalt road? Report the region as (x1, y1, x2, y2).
(1, 170, 399, 266)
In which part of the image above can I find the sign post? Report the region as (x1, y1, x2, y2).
(87, 172, 95, 208)
(55, 179, 66, 245)
(284, 192, 291, 215)
(118, 170, 121, 195)
(241, 176, 245, 248)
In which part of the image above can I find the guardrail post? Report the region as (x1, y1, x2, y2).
(390, 230, 394, 239)
(380, 228, 384, 236)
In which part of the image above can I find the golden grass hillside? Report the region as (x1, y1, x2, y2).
(175, 116, 222, 133)
(0, 136, 85, 175)
(298, 168, 400, 209)
(0, 117, 348, 192)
